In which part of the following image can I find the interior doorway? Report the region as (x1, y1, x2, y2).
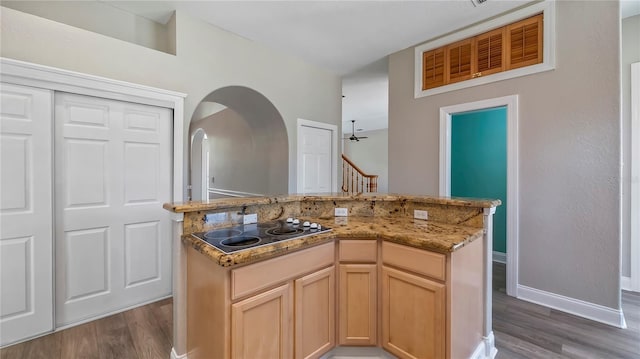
(296, 119, 338, 194)
(450, 107, 507, 262)
(190, 128, 209, 201)
(440, 95, 519, 297)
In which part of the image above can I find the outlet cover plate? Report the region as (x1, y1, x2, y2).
(414, 210, 429, 220)
(243, 213, 258, 224)
(334, 208, 348, 217)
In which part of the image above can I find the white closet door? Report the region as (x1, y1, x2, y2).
(54, 93, 172, 327)
(0, 83, 53, 346)
(299, 125, 333, 193)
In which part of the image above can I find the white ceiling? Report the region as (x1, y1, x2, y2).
(103, 0, 640, 133)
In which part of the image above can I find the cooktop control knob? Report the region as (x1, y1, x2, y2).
(286, 217, 294, 223)
(292, 219, 300, 225)
(303, 221, 311, 227)
(310, 223, 318, 229)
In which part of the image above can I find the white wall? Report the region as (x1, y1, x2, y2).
(389, 1, 621, 309)
(343, 129, 389, 193)
(622, 15, 640, 277)
(0, 6, 342, 196)
(1, 1, 171, 53)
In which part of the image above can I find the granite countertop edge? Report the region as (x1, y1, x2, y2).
(182, 217, 485, 267)
(164, 193, 501, 213)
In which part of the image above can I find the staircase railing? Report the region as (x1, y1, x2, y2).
(341, 154, 378, 193)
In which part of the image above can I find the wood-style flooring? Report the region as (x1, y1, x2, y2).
(0, 298, 172, 359)
(493, 263, 640, 359)
(1, 265, 639, 359)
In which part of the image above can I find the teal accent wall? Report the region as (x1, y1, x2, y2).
(451, 107, 507, 253)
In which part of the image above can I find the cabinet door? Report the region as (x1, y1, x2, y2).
(476, 27, 505, 77)
(232, 283, 293, 359)
(0, 83, 53, 346)
(339, 264, 377, 346)
(422, 47, 446, 90)
(506, 14, 543, 70)
(294, 266, 335, 359)
(446, 38, 475, 84)
(382, 266, 445, 359)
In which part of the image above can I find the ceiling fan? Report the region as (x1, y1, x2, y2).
(343, 120, 368, 142)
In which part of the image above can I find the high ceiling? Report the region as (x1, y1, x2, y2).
(102, 0, 640, 133)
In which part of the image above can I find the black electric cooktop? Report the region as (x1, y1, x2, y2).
(192, 219, 331, 254)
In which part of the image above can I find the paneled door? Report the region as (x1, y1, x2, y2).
(299, 124, 333, 193)
(54, 93, 172, 327)
(0, 83, 53, 346)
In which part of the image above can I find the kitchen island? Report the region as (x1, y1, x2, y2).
(164, 193, 500, 359)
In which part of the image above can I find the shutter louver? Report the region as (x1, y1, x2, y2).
(422, 48, 445, 90)
(447, 39, 474, 84)
(507, 14, 543, 70)
(476, 28, 505, 76)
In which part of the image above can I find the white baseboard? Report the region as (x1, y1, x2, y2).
(622, 276, 632, 291)
(469, 332, 497, 359)
(517, 285, 627, 328)
(171, 347, 187, 359)
(320, 346, 396, 359)
(492, 251, 506, 264)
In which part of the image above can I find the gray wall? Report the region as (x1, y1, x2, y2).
(0, 6, 342, 196)
(622, 15, 640, 277)
(389, 1, 621, 308)
(190, 105, 288, 196)
(343, 129, 389, 193)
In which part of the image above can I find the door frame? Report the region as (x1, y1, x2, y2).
(439, 95, 519, 297)
(190, 128, 209, 201)
(296, 118, 338, 193)
(630, 62, 640, 292)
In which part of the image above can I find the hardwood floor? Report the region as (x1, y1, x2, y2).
(493, 263, 640, 359)
(0, 298, 172, 359)
(1, 265, 638, 359)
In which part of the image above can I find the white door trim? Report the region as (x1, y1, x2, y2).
(439, 95, 519, 297)
(630, 62, 640, 292)
(296, 119, 338, 193)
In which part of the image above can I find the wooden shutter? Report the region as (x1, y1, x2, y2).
(506, 14, 543, 70)
(446, 38, 475, 84)
(422, 47, 446, 90)
(476, 28, 505, 77)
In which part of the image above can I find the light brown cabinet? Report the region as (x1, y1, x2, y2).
(382, 266, 446, 359)
(187, 236, 485, 359)
(422, 47, 446, 90)
(339, 264, 377, 345)
(338, 239, 378, 346)
(506, 14, 543, 70)
(446, 38, 475, 84)
(295, 266, 335, 359)
(476, 27, 505, 77)
(421, 13, 543, 91)
(231, 283, 293, 359)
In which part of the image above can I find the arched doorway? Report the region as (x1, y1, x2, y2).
(189, 86, 288, 199)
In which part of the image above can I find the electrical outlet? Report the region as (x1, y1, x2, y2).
(243, 213, 258, 224)
(414, 210, 428, 221)
(205, 213, 225, 223)
(334, 208, 348, 217)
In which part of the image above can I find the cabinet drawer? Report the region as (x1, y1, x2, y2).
(339, 239, 377, 263)
(382, 241, 445, 281)
(231, 242, 334, 300)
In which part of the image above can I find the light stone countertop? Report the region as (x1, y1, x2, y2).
(164, 193, 500, 213)
(182, 216, 484, 267)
